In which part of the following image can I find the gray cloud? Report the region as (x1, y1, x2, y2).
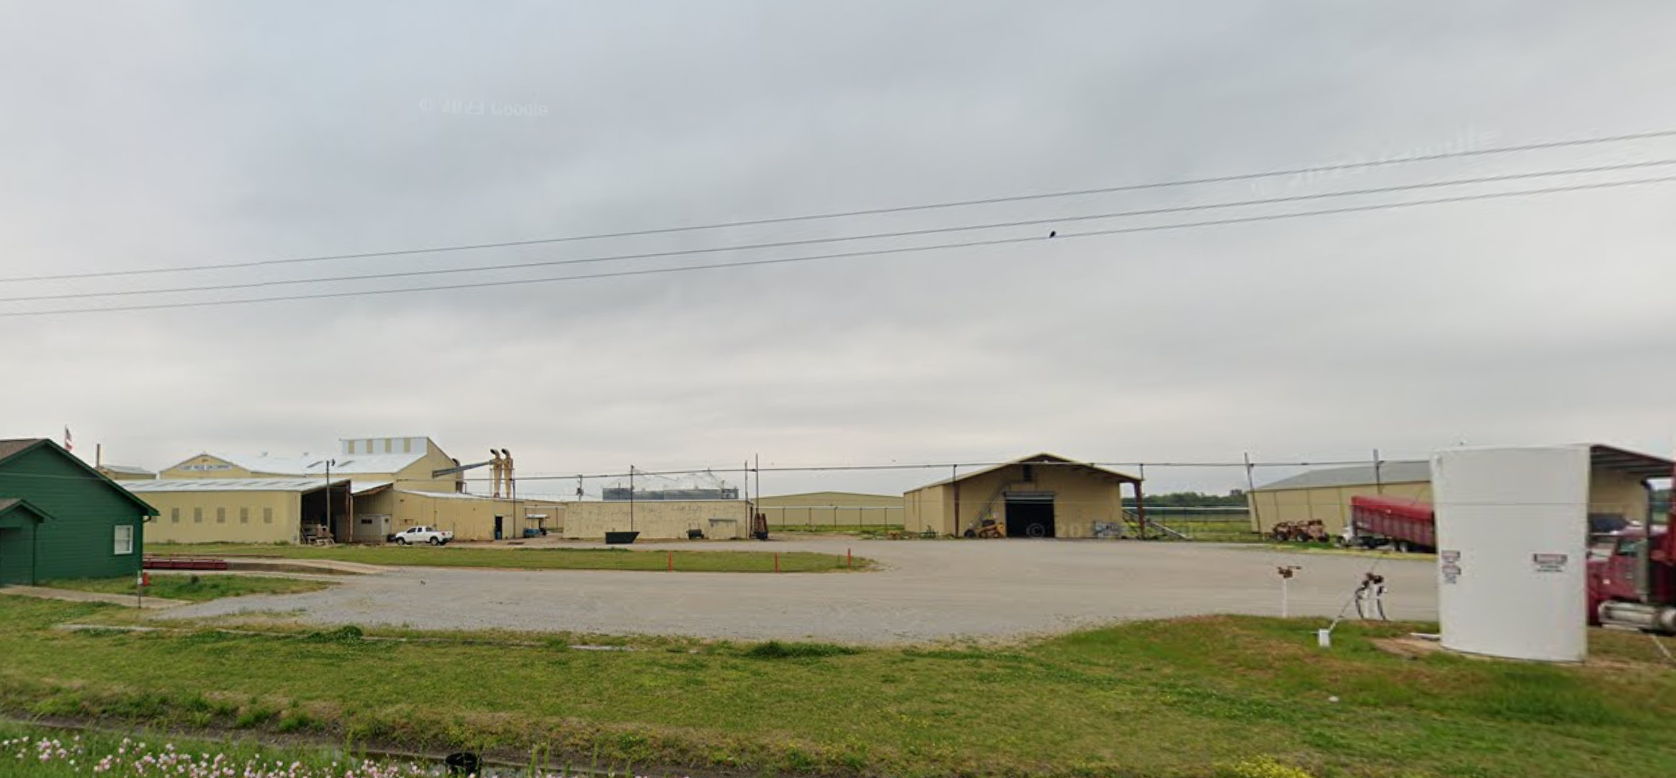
(3, 1, 1674, 497)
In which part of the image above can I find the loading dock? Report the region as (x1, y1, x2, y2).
(1003, 493, 1056, 538)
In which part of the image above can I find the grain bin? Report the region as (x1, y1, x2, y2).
(1432, 445, 1589, 662)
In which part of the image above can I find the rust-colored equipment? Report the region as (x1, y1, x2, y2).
(1270, 519, 1329, 543)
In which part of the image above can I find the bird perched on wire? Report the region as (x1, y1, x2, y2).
(1048, 230, 1057, 238)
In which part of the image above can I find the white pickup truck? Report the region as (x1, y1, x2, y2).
(389, 525, 453, 545)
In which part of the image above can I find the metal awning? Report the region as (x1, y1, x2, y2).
(1590, 445, 1674, 481)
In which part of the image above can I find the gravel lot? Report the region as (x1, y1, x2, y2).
(157, 538, 1437, 644)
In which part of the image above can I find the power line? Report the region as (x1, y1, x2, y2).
(0, 456, 1399, 484)
(5, 126, 1676, 285)
(7, 157, 1672, 305)
(4, 172, 1672, 319)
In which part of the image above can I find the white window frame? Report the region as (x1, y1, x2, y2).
(113, 525, 135, 555)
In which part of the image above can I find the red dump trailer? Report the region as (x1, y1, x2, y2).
(1347, 495, 1435, 552)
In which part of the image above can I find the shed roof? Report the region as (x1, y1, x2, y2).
(1254, 445, 1674, 492)
(120, 478, 350, 493)
(97, 464, 154, 476)
(163, 451, 427, 477)
(0, 498, 52, 522)
(1254, 461, 1431, 492)
(0, 438, 159, 515)
(906, 453, 1140, 493)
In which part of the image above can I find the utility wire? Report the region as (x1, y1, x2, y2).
(5, 126, 1676, 284)
(0, 455, 1422, 483)
(5, 172, 1673, 319)
(7, 157, 1672, 304)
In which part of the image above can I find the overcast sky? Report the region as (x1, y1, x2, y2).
(3, 1, 1674, 497)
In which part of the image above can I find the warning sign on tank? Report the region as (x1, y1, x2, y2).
(1531, 553, 1568, 573)
(1439, 550, 1461, 584)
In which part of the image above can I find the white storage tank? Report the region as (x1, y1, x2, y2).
(1432, 445, 1590, 662)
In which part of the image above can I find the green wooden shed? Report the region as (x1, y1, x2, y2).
(0, 439, 157, 585)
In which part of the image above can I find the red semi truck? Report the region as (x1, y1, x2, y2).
(1588, 522, 1676, 634)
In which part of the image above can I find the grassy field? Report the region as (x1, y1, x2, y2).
(1148, 513, 1260, 542)
(146, 543, 873, 573)
(0, 725, 444, 778)
(1, 598, 1673, 777)
(41, 574, 333, 602)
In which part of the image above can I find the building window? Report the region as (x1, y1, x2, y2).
(216, 507, 226, 523)
(113, 525, 134, 555)
(240, 507, 249, 524)
(170, 507, 180, 523)
(194, 507, 203, 523)
(263, 507, 273, 524)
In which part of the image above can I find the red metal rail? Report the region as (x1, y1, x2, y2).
(142, 555, 229, 571)
(1349, 495, 1435, 549)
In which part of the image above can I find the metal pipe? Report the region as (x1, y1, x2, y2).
(951, 464, 960, 537)
(1244, 452, 1262, 534)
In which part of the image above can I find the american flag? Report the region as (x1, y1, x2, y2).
(63, 426, 72, 452)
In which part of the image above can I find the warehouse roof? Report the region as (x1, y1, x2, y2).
(98, 464, 154, 476)
(1254, 461, 1431, 492)
(352, 480, 393, 495)
(216, 452, 426, 476)
(907, 452, 1140, 493)
(120, 478, 351, 493)
(397, 488, 500, 501)
(1255, 445, 1673, 491)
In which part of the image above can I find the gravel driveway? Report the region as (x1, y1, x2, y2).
(156, 538, 1437, 644)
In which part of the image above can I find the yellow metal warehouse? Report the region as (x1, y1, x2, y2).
(152, 436, 565, 542)
(756, 491, 903, 528)
(1247, 444, 1672, 536)
(903, 453, 1144, 538)
(127, 478, 351, 545)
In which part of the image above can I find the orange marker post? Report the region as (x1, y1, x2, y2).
(667, 550, 674, 572)
(847, 548, 853, 569)
(774, 553, 781, 573)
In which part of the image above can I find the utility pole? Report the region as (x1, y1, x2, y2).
(324, 458, 336, 543)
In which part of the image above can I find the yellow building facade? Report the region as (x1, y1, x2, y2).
(903, 453, 1141, 538)
(1247, 446, 1671, 535)
(150, 436, 565, 544)
(159, 436, 463, 492)
(563, 500, 753, 540)
(756, 491, 904, 528)
(126, 478, 347, 545)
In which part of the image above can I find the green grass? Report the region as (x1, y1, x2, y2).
(146, 543, 874, 573)
(0, 724, 413, 777)
(41, 574, 332, 602)
(1, 598, 1674, 777)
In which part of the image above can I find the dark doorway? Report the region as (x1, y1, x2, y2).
(0, 527, 35, 585)
(1005, 499, 1055, 538)
(493, 515, 504, 540)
